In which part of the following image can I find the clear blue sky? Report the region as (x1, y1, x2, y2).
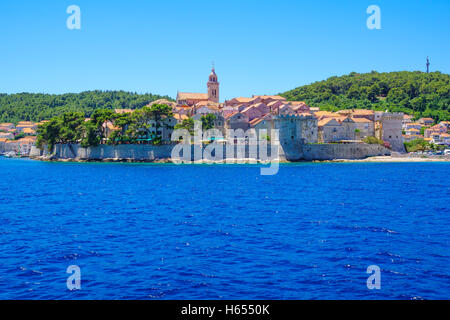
(1, 0, 449, 100)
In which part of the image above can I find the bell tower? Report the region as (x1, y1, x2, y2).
(207, 65, 219, 103)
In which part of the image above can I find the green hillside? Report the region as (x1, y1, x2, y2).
(0, 91, 173, 123)
(281, 71, 450, 121)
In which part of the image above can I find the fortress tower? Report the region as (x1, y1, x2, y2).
(207, 66, 219, 103)
(380, 113, 405, 152)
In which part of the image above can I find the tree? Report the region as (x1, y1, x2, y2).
(363, 136, 384, 145)
(200, 114, 216, 131)
(175, 118, 195, 135)
(280, 71, 450, 121)
(91, 109, 117, 141)
(368, 84, 380, 102)
(148, 104, 174, 143)
(0, 91, 173, 124)
(80, 121, 100, 148)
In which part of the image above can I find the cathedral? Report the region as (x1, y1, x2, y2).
(176, 66, 220, 106)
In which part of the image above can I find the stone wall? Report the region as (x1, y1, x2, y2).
(48, 143, 284, 162)
(53, 144, 174, 161)
(299, 143, 390, 161)
(36, 141, 389, 162)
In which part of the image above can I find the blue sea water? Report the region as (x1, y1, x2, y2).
(0, 157, 449, 300)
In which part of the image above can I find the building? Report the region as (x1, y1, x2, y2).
(225, 97, 253, 107)
(418, 117, 434, 126)
(402, 114, 413, 129)
(424, 124, 447, 138)
(15, 122, 37, 133)
(225, 112, 250, 131)
(176, 66, 220, 106)
(352, 117, 375, 138)
(253, 95, 286, 105)
(22, 128, 36, 136)
(249, 113, 274, 132)
(403, 134, 422, 142)
(430, 132, 442, 144)
(405, 128, 421, 136)
(289, 102, 311, 114)
(277, 104, 296, 116)
(337, 109, 375, 122)
(318, 117, 356, 143)
(241, 105, 264, 121)
(274, 114, 318, 146)
(314, 111, 335, 120)
(192, 103, 220, 116)
(379, 113, 404, 152)
(17, 137, 37, 155)
(439, 121, 450, 130)
(440, 133, 450, 146)
(0, 123, 15, 132)
(0, 132, 14, 140)
(222, 105, 238, 118)
(405, 123, 423, 131)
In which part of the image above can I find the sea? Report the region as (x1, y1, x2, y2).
(0, 157, 449, 300)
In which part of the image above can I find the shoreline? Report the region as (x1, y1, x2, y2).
(10, 154, 449, 164)
(328, 156, 450, 163)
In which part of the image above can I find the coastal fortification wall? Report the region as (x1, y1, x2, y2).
(50, 143, 284, 162)
(41, 142, 388, 162)
(299, 143, 390, 161)
(53, 144, 174, 161)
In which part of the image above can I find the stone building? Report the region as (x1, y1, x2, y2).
(249, 113, 274, 132)
(225, 112, 250, 131)
(0, 123, 15, 132)
(225, 97, 253, 107)
(176, 66, 220, 106)
(418, 117, 434, 126)
(318, 117, 356, 143)
(274, 114, 318, 145)
(352, 117, 375, 138)
(241, 105, 264, 121)
(378, 113, 404, 152)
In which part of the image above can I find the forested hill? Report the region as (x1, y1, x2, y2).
(281, 71, 450, 121)
(0, 91, 173, 123)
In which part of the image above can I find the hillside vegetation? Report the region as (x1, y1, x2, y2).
(281, 71, 450, 121)
(0, 91, 172, 123)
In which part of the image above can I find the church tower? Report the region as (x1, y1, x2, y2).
(207, 66, 219, 103)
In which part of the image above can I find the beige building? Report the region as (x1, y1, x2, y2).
(378, 113, 404, 152)
(352, 117, 374, 138)
(177, 67, 220, 106)
(318, 117, 356, 143)
(225, 112, 250, 131)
